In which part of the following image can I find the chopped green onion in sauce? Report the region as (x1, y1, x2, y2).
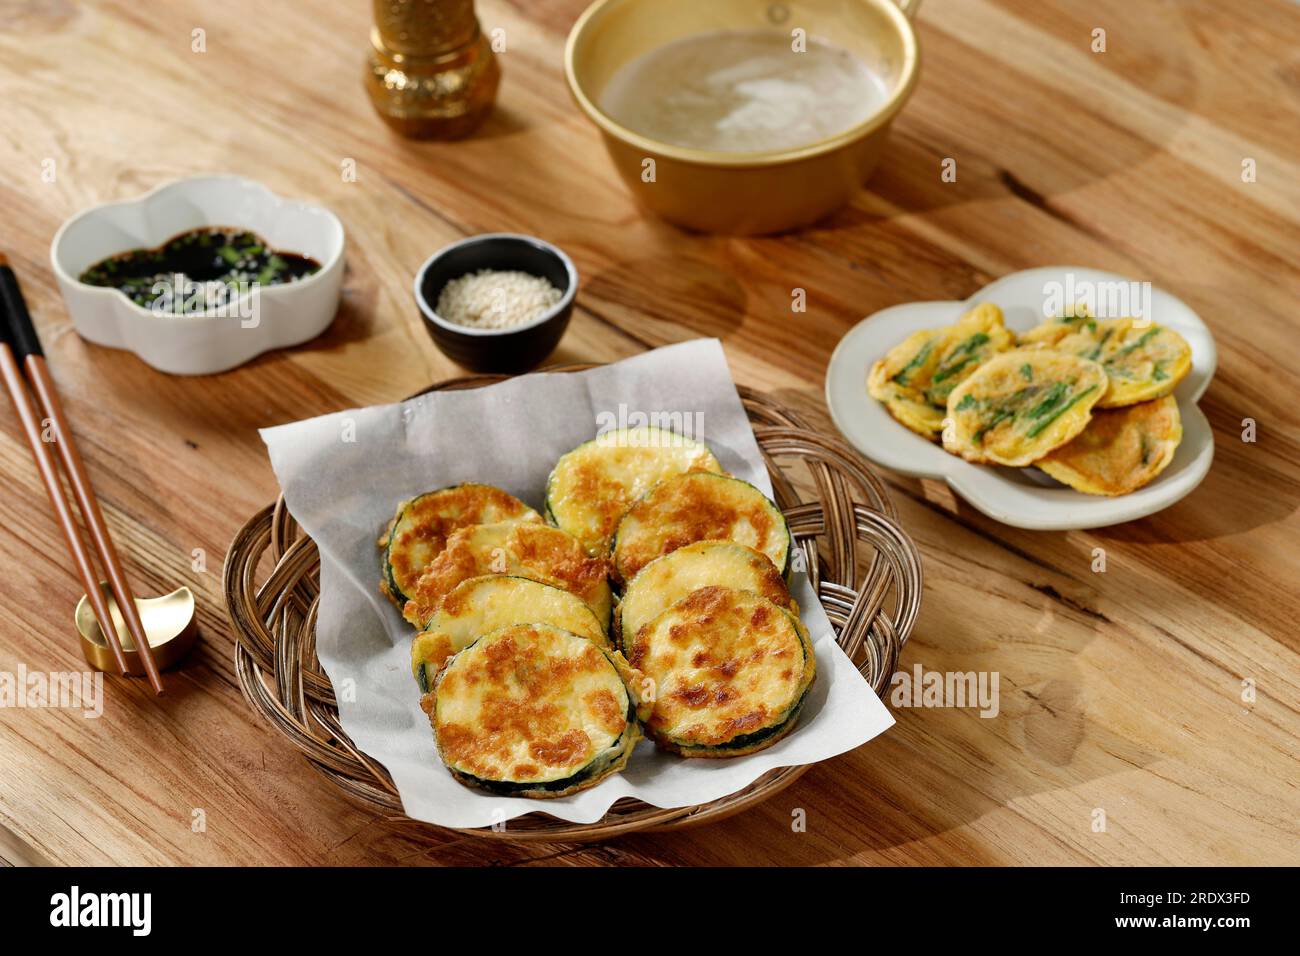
(78, 227, 321, 311)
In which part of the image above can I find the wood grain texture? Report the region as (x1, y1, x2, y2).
(0, 0, 1297, 866)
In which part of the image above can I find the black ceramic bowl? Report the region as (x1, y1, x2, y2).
(414, 233, 578, 374)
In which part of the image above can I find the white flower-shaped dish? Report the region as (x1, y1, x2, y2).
(826, 267, 1216, 530)
(50, 175, 344, 375)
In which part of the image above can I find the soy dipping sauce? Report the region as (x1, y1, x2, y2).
(78, 227, 321, 310)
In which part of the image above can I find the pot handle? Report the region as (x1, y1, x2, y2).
(895, 0, 922, 18)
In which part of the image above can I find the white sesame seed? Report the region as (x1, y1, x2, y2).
(435, 269, 562, 330)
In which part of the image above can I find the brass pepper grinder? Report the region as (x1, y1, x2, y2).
(365, 0, 500, 139)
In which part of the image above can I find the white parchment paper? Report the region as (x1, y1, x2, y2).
(260, 339, 893, 827)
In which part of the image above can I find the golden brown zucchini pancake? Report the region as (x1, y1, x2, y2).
(403, 522, 613, 628)
(611, 472, 791, 585)
(378, 484, 541, 607)
(867, 303, 1016, 439)
(617, 541, 794, 650)
(1019, 317, 1192, 408)
(625, 586, 815, 757)
(943, 349, 1108, 467)
(411, 575, 607, 692)
(428, 624, 643, 798)
(545, 426, 723, 555)
(1038, 395, 1182, 496)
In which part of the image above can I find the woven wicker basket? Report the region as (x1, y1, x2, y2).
(223, 368, 923, 842)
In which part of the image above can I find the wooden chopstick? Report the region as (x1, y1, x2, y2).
(0, 254, 164, 694)
(0, 339, 131, 675)
(26, 362, 166, 693)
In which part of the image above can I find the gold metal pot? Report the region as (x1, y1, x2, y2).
(564, 0, 920, 235)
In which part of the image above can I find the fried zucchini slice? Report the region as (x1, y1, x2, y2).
(617, 541, 795, 650)
(625, 586, 815, 758)
(429, 624, 643, 798)
(1038, 395, 1182, 496)
(545, 426, 723, 555)
(943, 349, 1108, 467)
(411, 575, 607, 692)
(378, 484, 541, 607)
(402, 521, 613, 628)
(611, 472, 792, 585)
(1019, 317, 1192, 408)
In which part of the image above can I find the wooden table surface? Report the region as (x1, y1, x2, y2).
(1, 0, 1297, 866)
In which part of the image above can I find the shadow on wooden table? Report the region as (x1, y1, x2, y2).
(581, 255, 748, 342)
(1098, 396, 1298, 544)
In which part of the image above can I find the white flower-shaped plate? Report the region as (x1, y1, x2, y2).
(50, 175, 344, 375)
(825, 267, 1216, 530)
